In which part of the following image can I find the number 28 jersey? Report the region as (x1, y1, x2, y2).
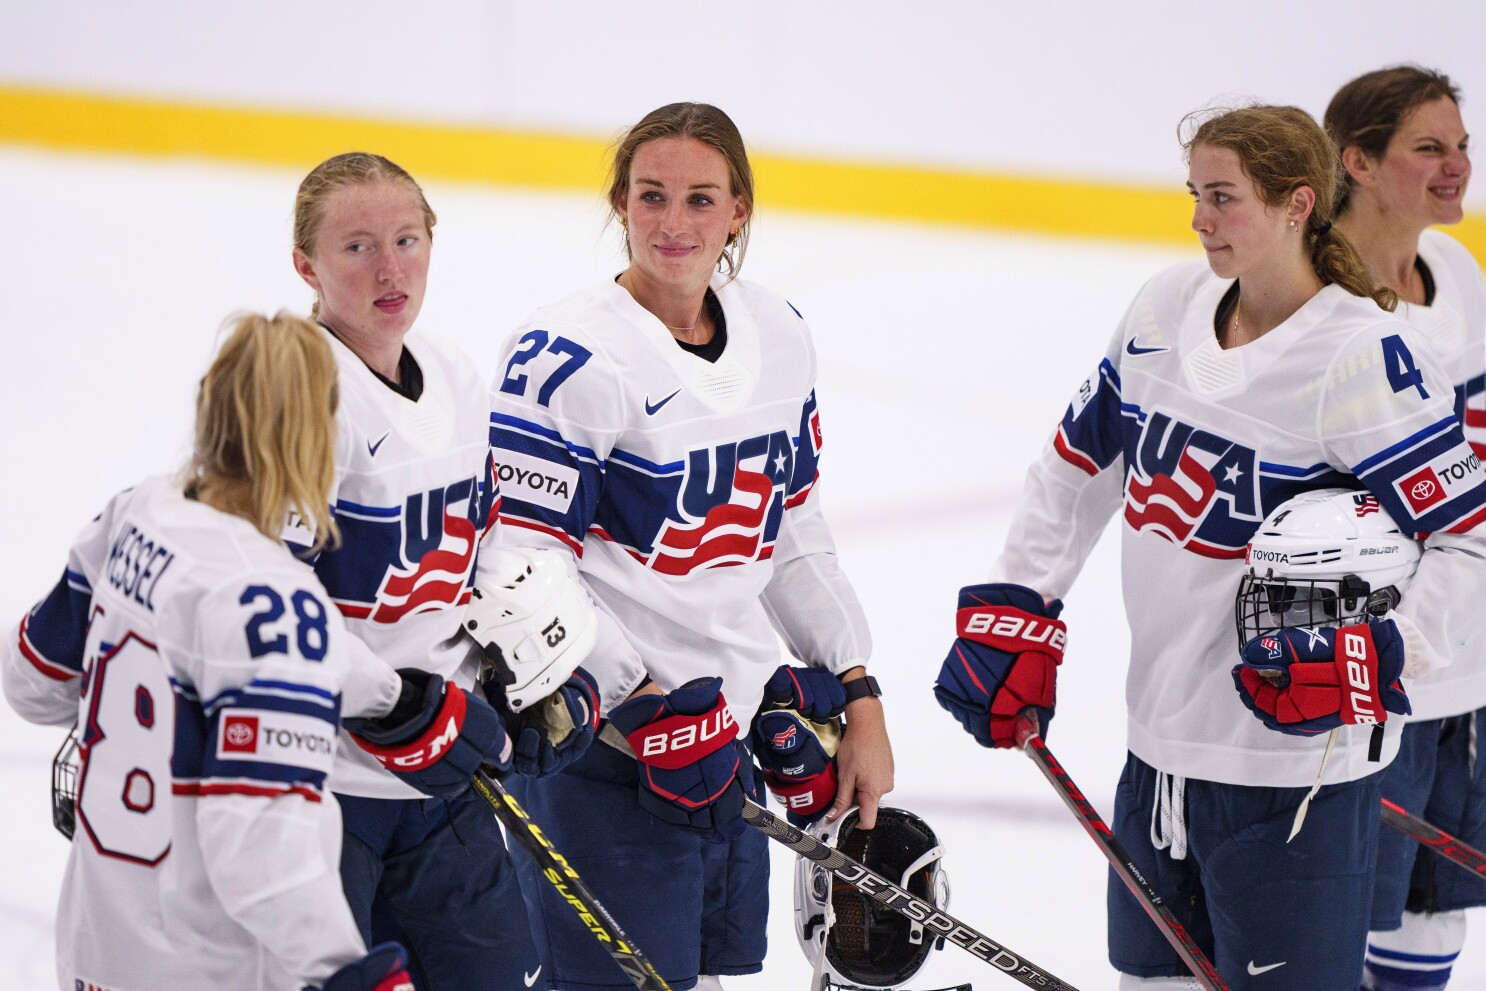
(3, 476, 368, 990)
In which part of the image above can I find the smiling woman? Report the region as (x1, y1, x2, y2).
(488, 103, 896, 991)
(932, 103, 1486, 990)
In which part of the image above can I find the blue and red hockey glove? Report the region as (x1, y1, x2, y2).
(760, 663, 847, 721)
(609, 677, 745, 837)
(316, 942, 414, 991)
(346, 669, 512, 798)
(1232, 620, 1411, 736)
(753, 664, 847, 826)
(934, 583, 1066, 748)
(509, 667, 601, 778)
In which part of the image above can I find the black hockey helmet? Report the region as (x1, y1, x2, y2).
(795, 806, 952, 989)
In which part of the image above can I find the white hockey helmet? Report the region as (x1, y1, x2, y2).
(794, 806, 955, 990)
(1234, 487, 1422, 645)
(464, 547, 597, 711)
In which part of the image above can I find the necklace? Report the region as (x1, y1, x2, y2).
(1229, 295, 1243, 345)
(666, 310, 706, 336)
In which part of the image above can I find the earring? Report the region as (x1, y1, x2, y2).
(1288, 219, 1297, 231)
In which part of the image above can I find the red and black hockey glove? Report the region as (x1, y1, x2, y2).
(1232, 620, 1411, 736)
(316, 942, 414, 991)
(346, 669, 512, 797)
(934, 583, 1066, 748)
(609, 677, 745, 837)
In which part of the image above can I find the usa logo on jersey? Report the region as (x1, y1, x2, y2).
(325, 456, 498, 622)
(1121, 411, 1266, 558)
(647, 430, 794, 576)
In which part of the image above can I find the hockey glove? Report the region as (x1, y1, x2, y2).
(1232, 620, 1411, 736)
(608, 677, 745, 838)
(752, 706, 842, 827)
(346, 669, 512, 798)
(760, 663, 848, 721)
(315, 942, 414, 991)
(934, 583, 1066, 748)
(507, 667, 601, 778)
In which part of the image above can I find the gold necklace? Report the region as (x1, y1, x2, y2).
(1230, 295, 1242, 345)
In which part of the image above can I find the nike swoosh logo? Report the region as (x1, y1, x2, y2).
(1126, 338, 1169, 356)
(367, 432, 391, 456)
(644, 390, 681, 415)
(1247, 960, 1286, 976)
(524, 966, 542, 987)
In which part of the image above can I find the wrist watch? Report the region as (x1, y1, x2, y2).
(840, 674, 883, 704)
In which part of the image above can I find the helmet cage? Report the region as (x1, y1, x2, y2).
(1234, 571, 1403, 644)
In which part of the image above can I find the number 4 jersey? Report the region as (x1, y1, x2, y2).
(994, 263, 1486, 788)
(3, 476, 372, 991)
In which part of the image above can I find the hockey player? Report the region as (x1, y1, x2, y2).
(1324, 66, 1486, 991)
(1, 312, 508, 990)
(489, 102, 894, 990)
(288, 153, 595, 990)
(934, 105, 1486, 989)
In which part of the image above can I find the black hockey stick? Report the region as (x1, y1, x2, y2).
(1014, 714, 1229, 991)
(740, 797, 1084, 990)
(471, 769, 671, 991)
(1381, 797, 1486, 882)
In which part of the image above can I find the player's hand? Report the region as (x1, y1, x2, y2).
(1232, 621, 1411, 736)
(609, 677, 744, 837)
(760, 664, 847, 721)
(315, 942, 413, 991)
(934, 583, 1065, 748)
(829, 680, 894, 829)
(753, 708, 838, 826)
(345, 669, 512, 797)
(507, 667, 600, 778)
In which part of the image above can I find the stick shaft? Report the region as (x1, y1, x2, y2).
(1380, 797, 1486, 880)
(472, 770, 671, 991)
(1016, 723, 1228, 991)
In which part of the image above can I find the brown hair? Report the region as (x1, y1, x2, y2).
(293, 152, 437, 317)
(1184, 105, 1396, 311)
(606, 103, 754, 280)
(186, 311, 340, 551)
(1325, 65, 1462, 212)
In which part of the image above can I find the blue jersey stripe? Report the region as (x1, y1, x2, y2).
(1353, 416, 1460, 475)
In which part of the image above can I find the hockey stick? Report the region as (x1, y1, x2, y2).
(1014, 714, 1229, 991)
(471, 769, 672, 991)
(740, 797, 1083, 990)
(1380, 797, 1486, 882)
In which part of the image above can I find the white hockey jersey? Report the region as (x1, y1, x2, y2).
(1390, 229, 1486, 719)
(994, 263, 1486, 788)
(2, 476, 368, 991)
(488, 277, 870, 732)
(298, 327, 497, 798)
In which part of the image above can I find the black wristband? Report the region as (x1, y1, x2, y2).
(840, 674, 882, 704)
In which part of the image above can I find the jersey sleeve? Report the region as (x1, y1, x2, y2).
(3, 490, 128, 725)
(989, 316, 1131, 601)
(762, 389, 873, 675)
(487, 320, 648, 705)
(1320, 323, 1486, 678)
(171, 574, 366, 986)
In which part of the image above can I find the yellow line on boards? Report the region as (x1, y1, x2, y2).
(2, 84, 1484, 258)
